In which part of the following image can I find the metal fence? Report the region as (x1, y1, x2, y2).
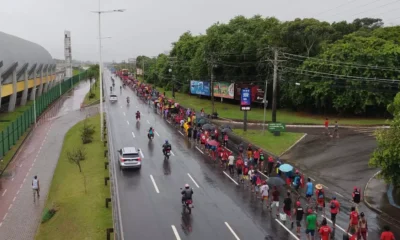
(0, 71, 88, 159)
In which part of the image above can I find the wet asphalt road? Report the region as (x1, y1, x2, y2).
(104, 72, 400, 239)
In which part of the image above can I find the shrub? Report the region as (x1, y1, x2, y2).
(88, 93, 95, 99)
(41, 208, 57, 223)
(80, 119, 95, 144)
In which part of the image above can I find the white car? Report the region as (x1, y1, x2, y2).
(110, 94, 118, 103)
(118, 147, 141, 170)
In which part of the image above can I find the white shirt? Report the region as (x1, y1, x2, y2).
(228, 156, 235, 165)
(32, 178, 39, 189)
(260, 184, 269, 196)
(248, 169, 255, 177)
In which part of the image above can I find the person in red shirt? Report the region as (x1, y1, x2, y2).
(242, 162, 249, 184)
(381, 225, 395, 240)
(324, 118, 330, 136)
(267, 156, 274, 176)
(329, 196, 340, 228)
(347, 207, 359, 234)
(253, 149, 260, 167)
(235, 157, 244, 181)
(221, 149, 229, 169)
(318, 218, 332, 240)
(214, 129, 219, 141)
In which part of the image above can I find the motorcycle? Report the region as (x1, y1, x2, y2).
(148, 133, 154, 140)
(164, 149, 171, 160)
(183, 199, 193, 214)
(136, 115, 140, 121)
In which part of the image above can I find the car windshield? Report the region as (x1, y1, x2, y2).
(110, 95, 117, 97)
(123, 153, 139, 158)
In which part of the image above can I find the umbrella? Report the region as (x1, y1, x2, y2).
(267, 177, 286, 187)
(279, 164, 293, 173)
(206, 140, 219, 147)
(197, 118, 207, 125)
(221, 124, 231, 129)
(221, 127, 232, 133)
(202, 124, 215, 131)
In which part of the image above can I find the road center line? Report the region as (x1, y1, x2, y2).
(123, 112, 126, 116)
(334, 191, 344, 198)
(178, 131, 184, 136)
(275, 219, 300, 240)
(13, 197, 16, 202)
(2, 189, 7, 196)
(155, 131, 160, 136)
(150, 175, 160, 193)
(257, 170, 269, 179)
(131, 132, 135, 138)
(224, 222, 240, 240)
(8, 204, 12, 210)
(187, 173, 200, 188)
(309, 177, 315, 181)
(170, 151, 175, 156)
(223, 171, 239, 185)
(171, 225, 181, 240)
(127, 120, 130, 125)
(195, 146, 204, 154)
(139, 149, 144, 158)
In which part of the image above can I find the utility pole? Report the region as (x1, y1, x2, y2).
(271, 48, 278, 123)
(142, 60, 145, 81)
(210, 56, 215, 114)
(168, 57, 177, 98)
(262, 77, 268, 134)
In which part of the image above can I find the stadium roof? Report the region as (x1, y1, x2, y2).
(0, 31, 55, 84)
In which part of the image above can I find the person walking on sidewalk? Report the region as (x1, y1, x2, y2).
(271, 186, 280, 217)
(267, 155, 274, 176)
(359, 212, 368, 240)
(306, 208, 317, 240)
(32, 175, 40, 202)
(352, 187, 361, 212)
(329, 196, 340, 229)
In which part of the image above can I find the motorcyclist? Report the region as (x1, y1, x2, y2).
(181, 184, 193, 205)
(110, 86, 112, 92)
(162, 140, 172, 155)
(126, 96, 130, 104)
(136, 111, 140, 120)
(148, 127, 154, 138)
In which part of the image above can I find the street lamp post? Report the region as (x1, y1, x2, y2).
(92, 1, 125, 141)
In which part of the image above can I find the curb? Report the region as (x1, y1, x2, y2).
(363, 170, 383, 214)
(279, 133, 308, 157)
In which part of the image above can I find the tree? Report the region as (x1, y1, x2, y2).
(66, 147, 87, 193)
(370, 93, 400, 186)
(80, 119, 95, 144)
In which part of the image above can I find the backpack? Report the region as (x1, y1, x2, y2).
(330, 201, 336, 209)
(294, 176, 300, 185)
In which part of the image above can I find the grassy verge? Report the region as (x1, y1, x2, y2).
(83, 79, 100, 106)
(233, 129, 304, 155)
(0, 101, 33, 132)
(35, 114, 112, 240)
(0, 129, 31, 173)
(157, 88, 388, 125)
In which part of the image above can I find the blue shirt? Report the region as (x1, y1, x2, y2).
(306, 182, 313, 195)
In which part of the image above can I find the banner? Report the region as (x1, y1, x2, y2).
(235, 83, 264, 103)
(213, 82, 235, 99)
(190, 80, 210, 96)
(240, 88, 251, 106)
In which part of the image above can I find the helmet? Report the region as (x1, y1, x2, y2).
(308, 209, 313, 214)
(354, 186, 358, 191)
(185, 184, 190, 188)
(332, 196, 336, 200)
(165, 140, 169, 144)
(296, 201, 301, 207)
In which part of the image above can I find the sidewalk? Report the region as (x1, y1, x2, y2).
(364, 173, 400, 226)
(0, 81, 97, 240)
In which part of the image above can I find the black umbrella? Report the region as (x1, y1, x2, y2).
(221, 124, 231, 129)
(197, 118, 207, 125)
(266, 177, 286, 187)
(202, 124, 215, 131)
(221, 128, 232, 133)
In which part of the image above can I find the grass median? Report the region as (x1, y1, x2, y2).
(35, 114, 112, 240)
(83, 79, 100, 106)
(158, 88, 387, 125)
(233, 129, 304, 156)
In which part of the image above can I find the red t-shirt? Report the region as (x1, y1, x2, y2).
(318, 226, 332, 240)
(330, 200, 340, 214)
(268, 156, 274, 162)
(324, 120, 329, 127)
(243, 167, 249, 175)
(381, 231, 395, 240)
(350, 211, 359, 225)
(236, 160, 244, 169)
(349, 234, 358, 240)
(200, 134, 206, 143)
(253, 151, 260, 159)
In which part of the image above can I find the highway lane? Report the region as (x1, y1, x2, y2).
(105, 72, 276, 240)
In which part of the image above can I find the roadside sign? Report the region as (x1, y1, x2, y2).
(268, 122, 286, 132)
(240, 106, 251, 111)
(240, 88, 251, 111)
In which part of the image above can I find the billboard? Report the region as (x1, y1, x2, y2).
(213, 82, 235, 99)
(235, 84, 264, 103)
(240, 88, 251, 106)
(190, 81, 210, 96)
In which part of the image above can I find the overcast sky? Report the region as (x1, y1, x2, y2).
(1, 0, 399, 62)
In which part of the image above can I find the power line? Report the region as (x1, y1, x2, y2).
(349, 0, 399, 18)
(326, 0, 385, 18)
(313, 0, 361, 16)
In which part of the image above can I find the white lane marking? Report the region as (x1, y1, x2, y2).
(167, 120, 171, 124)
(187, 173, 200, 188)
(29, 167, 32, 172)
(171, 225, 181, 240)
(8, 204, 12, 210)
(23, 178, 26, 183)
(275, 219, 300, 240)
(309, 177, 315, 181)
(223, 171, 239, 185)
(178, 131, 184, 136)
(155, 131, 160, 136)
(19, 164, 22, 167)
(26, 172, 29, 177)
(31, 163, 34, 167)
(195, 146, 204, 154)
(13, 197, 16, 202)
(224, 222, 240, 240)
(150, 175, 160, 193)
(11, 178, 14, 181)
(20, 184, 23, 189)
(127, 120, 130, 125)
(321, 184, 329, 189)
(146, 120, 150, 124)
(3, 213, 7, 221)
(2, 189, 7, 196)
(322, 214, 350, 236)
(131, 132, 135, 138)
(334, 191, 344, 198)
(123, 112, 126, 116)
(16, 190, 19, 195)
(170, 151, 175, 156)
(0, 222, 2, 227)
(257, 170, 269, 179)
(139, 150, 144, 158)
